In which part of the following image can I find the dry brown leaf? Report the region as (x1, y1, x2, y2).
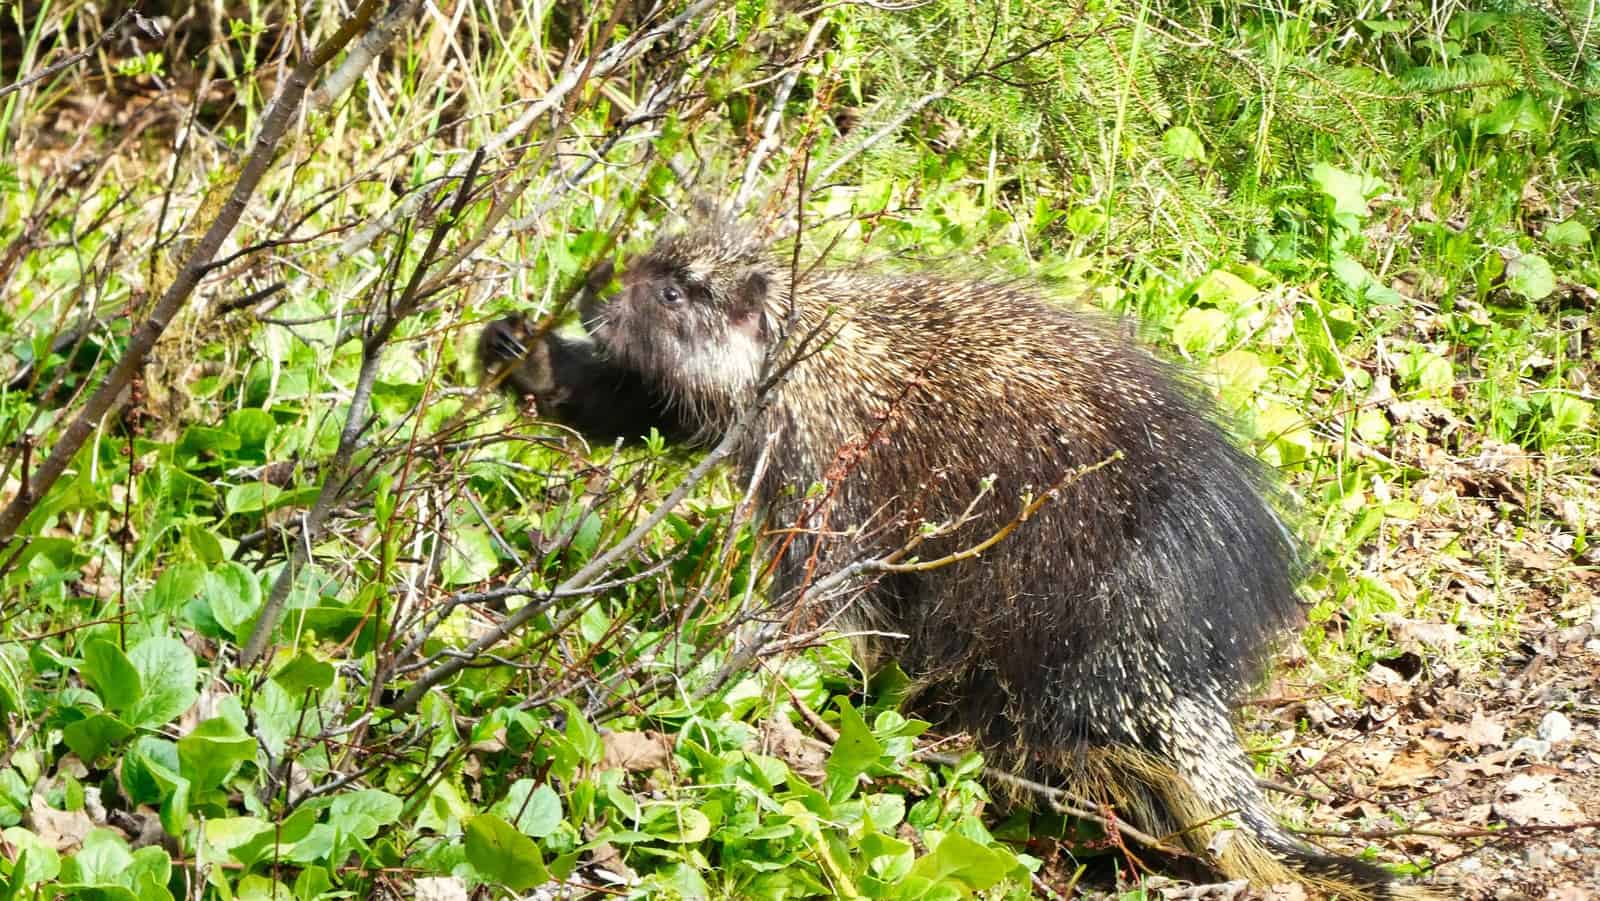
(1377, 745, 1439, 788)
(26, 794, 95, 853)
(1494, 772, 1586, 826)
(758, 717, 828, 784)
(1391, 618, 1464, 648)
(600, 730, 673, 773)
(1438, 710, 1508, 749)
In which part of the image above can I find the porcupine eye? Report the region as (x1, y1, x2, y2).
(658, 283, 685, 306)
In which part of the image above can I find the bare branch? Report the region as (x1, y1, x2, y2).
(0, 10, 138, 101)
(0, 0, 386, 546)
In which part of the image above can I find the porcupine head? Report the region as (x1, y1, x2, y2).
(584, 219, 783, 433)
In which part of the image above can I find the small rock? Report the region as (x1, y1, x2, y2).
(1548, 841, 1578, 861)
(1524, 843, 1550, 867)
(1510, 736, 1551, 761)
(1538, 711, 1573, 743)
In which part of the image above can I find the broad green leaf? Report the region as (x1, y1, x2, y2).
(1544, 219, 1590, 247)
(177, 717, 256, 790)
(176, 425, 240, 460)
(1548, 394, 1592, 434)
(224, 408, 275, 453)
(1355, 409, 1391, 443)
(464, 814, 548, 890)
(1399, 351, 1454, 395)
(61, 829, 133, 884)
(907, 831, 1021, 891)
(270, 651, 335, 694)
(494, 780, 563, 838)
(1361, 18, 1412, 33)
(1173, 307, 1231, 356)
(1, 827, 61, 884)
(120, 737, 184, 806)
(328, 789, 402, 841)
(1193, 269, 1258, 310)
(203, 817, 274, 856)
(825, 699, 883, 802)
(126, 637, 198, 728)
(80, 641, 141, 714)
(234, 875, 295, 901)
(442, 527, 497, 585)
(1210, 350, 1270, 410)
(205, 561, 263, 638)
(643, 804, 710, 843)
(143, 563, 207, 615)
(1310, 162, 1381, 226)
(560, 700, 604, 765)
(125, 846, 173, 901)
(62, 713, 135, 762)
(1159, 125, 1205, 161)
(1505, 253, 1556, 301)
(225, 482, 281, 515)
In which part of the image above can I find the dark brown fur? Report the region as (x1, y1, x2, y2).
(478, 221, 1432, 899)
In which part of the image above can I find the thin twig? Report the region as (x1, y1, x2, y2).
(0, 0, 385, 545)
(0, 10, 137, 101)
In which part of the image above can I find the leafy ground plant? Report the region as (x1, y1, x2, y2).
(1, 2, 1598, 899)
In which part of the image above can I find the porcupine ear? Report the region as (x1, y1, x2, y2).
(731, 268, 771, 339)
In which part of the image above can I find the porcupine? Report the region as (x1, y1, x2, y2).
(477, 219, 1429, 899)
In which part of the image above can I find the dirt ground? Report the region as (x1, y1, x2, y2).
(1240, 436, 1597, 899)
(1052, 425, 1599, 901)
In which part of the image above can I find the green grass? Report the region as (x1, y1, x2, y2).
(0, 1, 1596, 898)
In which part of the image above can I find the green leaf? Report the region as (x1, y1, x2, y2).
(824, 699, 884, 802)
(569, 513, 603, 559)
(176, 717, 256, 790)
(1479, 91, 1547, 136)
(907, 831, 1021, 891)
(1398, 351, 1454, 396)
(126, 637, 198, 728)
(203, 816, 274, 857)
(1547, 394, 1592, 434)
(1309, 162, 1381, 226)
(328, 789, 403, 841)
(643, 803, 711, 843)
(176, 425, 240, 460)
(234, 875, 294, 901)
(1172, 307, 1231, 356)
(1543, 219, 1591, 248)
(442, 527, 497, 585)
(125, 846, 173, 901)
(81, 640, 142, 714)
(464, 814, 549, 890)
(270, 651, 335, 694)
(120, 736, 185, 806)
(225, 482, 281, 515)
(494, 780, 563, 838)
(1, 827, 61, 885)
(560, 700, 603, 765)
(1361, 18, 1412, 34)
(61, 713, 135, 762)
(1160, 125, 1205, 161)
(61, 829, 133, 884)
(143, 563, 207, 615)
(1210, 350, 1270, 410)
(205, 561, 263, 638)
(224, 408, 275, 454)
(1505, 253, 1556, 301)
(1193, 269, 1259, 311)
